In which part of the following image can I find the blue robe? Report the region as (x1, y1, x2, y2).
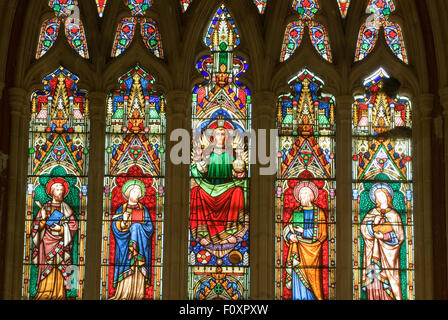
(111, 204, 154, 287)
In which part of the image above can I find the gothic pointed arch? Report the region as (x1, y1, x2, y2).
(352, 68, 414, 300)
(101, 65, 166, 300)
(188, 4, 251, 300)
(275, 68, 336, 300)
(23, 67, 90, 300)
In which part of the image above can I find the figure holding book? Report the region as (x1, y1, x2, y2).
(283, 181, 327, 300)
(32, 178, 78, 300)
(360, 183, 405, 300)
(110, 180, 154, 300)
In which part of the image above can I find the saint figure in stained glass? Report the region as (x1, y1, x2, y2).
(23, 67, 89, 300)
(191, 127, 247, 258)
(352, 68, 414, 300)
(360, 183, 405, 300)
(188, 4, 251, 300)
(275, 69, 336, 300)
(102, 65, 165, 300)
(283, 181, 327, 300)
(32, 178, 78, 300)
(109, 179, 154, 300)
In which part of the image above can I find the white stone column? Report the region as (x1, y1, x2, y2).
(83, 91, 106, 299)
(251, 91, 276, 299)
(335, 95, 353, 300)
(164, 90, 190, 299)
(4, 87, 28, 299)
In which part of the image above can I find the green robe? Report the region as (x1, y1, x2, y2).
(190, 151, 248, 243)
(206, 152, 234, 185)
(191, 152, 247, 201)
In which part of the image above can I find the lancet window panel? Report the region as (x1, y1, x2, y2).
(23, 67, 90, 300)
(101, 65, 166, 300)
(275, 69, 336, 300)
(352, 68, 414, 300)
(188, 5, 252, 300)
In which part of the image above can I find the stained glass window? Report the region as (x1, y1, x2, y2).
(253, 0, 267, 14)
(101, 65, 166, 300)
(352, 68, 414, 300)
(180, 0, 193, 13)
(337, 0, 350, 19)
(22, 67, 89, 300)
(355, 0, 408, 63)
(280, 22, 305, 62)
(96, 0, 107, 18)
(188, 4, 251, 300)
(111, 0, 163, 58)
(36, 0, 89, 59)
(280, 0, 332, 62)
(275, 69, 336, 300)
